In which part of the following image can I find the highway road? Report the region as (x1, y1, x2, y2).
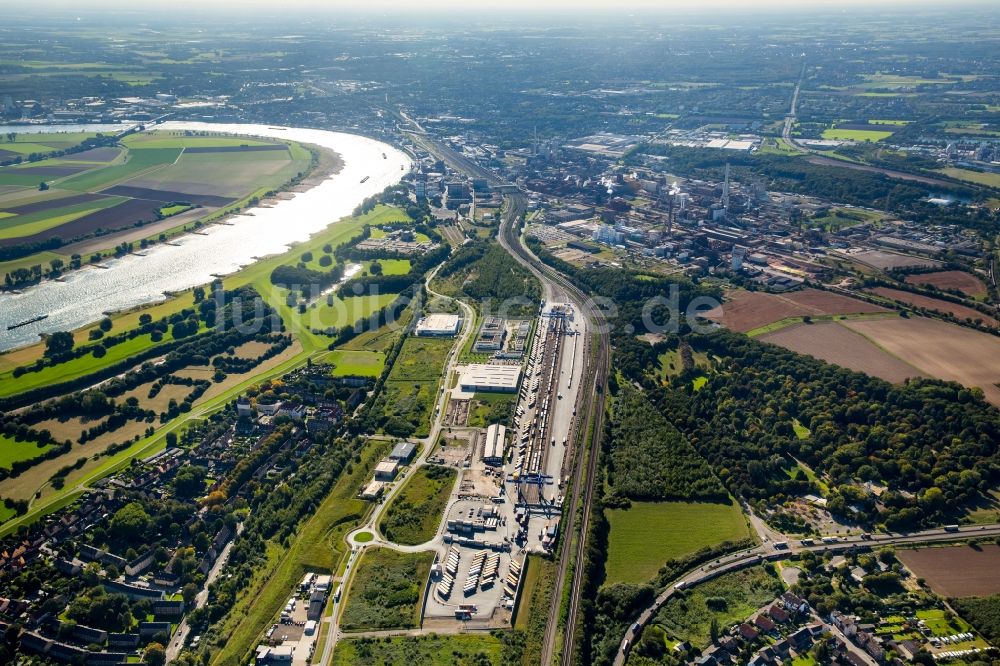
(613, 523, 1000, 666)
(780, 64, 958, 189)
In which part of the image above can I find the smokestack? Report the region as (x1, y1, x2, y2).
(722, 162, 731, 213)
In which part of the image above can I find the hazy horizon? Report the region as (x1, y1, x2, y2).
(13, 0, 1000, 13)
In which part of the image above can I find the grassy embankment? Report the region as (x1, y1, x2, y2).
(332, 634, 503, 666)
(0, 206, 407, 536)
(648, 566, 785, 649)
(210, 439, 391, 666)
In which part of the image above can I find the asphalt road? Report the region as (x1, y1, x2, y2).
(780, 64, 958, 189)
(316, 264, 477, 665)
(406, 113, 612, 665)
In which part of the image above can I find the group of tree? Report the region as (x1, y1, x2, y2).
(645, 331, 1000, 530)
(604, 383, 727, 503)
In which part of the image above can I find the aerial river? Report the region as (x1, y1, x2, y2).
(0, 122, 410, 351)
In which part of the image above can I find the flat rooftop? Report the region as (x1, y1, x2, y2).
(415, 313, 461, 335)
(458, 364, 522, 391)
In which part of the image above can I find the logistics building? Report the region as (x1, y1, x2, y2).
(483, 424, 507, 465)
(415, 313, 462, 337)
(458, 364, 522, 393)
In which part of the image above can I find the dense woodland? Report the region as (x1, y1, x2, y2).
(644, 332, 1000, 530)
(527, 239, 721, 344)
(951, 594, 1000, 647)
(440, 240, 540, 317)
(604, 384, 726, 503)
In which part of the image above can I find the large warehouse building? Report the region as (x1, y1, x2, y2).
(458, 364, 522, 393)
(415, 313, 462, 337)
(483, 423, 507, 465)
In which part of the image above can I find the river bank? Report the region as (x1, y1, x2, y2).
(0, 122, 409, 351)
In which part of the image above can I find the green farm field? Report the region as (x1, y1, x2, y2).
(822, 128, 894, 142)
(57, 147, 182, 191)
(604, 500, 750, 585)
(127, 150, 297, 198)
(0, 129, 310, 280)
(120, 134, 277, 149)
(0, 196, 126, 239)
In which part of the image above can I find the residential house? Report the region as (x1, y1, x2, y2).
(738, 623, 759, 641)
(754, 614, 777, 633)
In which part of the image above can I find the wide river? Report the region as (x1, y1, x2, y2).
(0, 122, 410, 351)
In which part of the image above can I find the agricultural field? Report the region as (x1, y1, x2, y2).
(842, 316, 1000, 407)
(821, 128, 895, 142)
(379, 465, 457, 545)
(339, 547, 434, 631)
(332, 634, 504, 666)
(0, 132, 103, 163)
(650, 565, 785, 648)
(897, 545, 1000, 597)
(868, 287, 996, 326)
(759, 321, 925, 384)
(704, 288, 888, 333)
(0, 129, 310, 275)
(903, 270, 989, 297)
(936, 167, 1000, 189)
(604, 501, 750, 585)
(847, 249, 940, 271)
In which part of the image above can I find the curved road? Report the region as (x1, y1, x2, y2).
(495, 194, 611, 666)
(403, 114, 612, 666)
(781, 65, 959, 189)
(317, 264, 476, 666)
(613, 523, 1000, 665)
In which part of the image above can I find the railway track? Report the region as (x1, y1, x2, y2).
(496, 195, 610, 666)
(400, 120, 611, 665)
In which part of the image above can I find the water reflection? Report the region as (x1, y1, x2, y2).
(0, 122, 409, 351)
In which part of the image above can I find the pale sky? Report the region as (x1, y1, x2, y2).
(20, 0, 996, 10)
